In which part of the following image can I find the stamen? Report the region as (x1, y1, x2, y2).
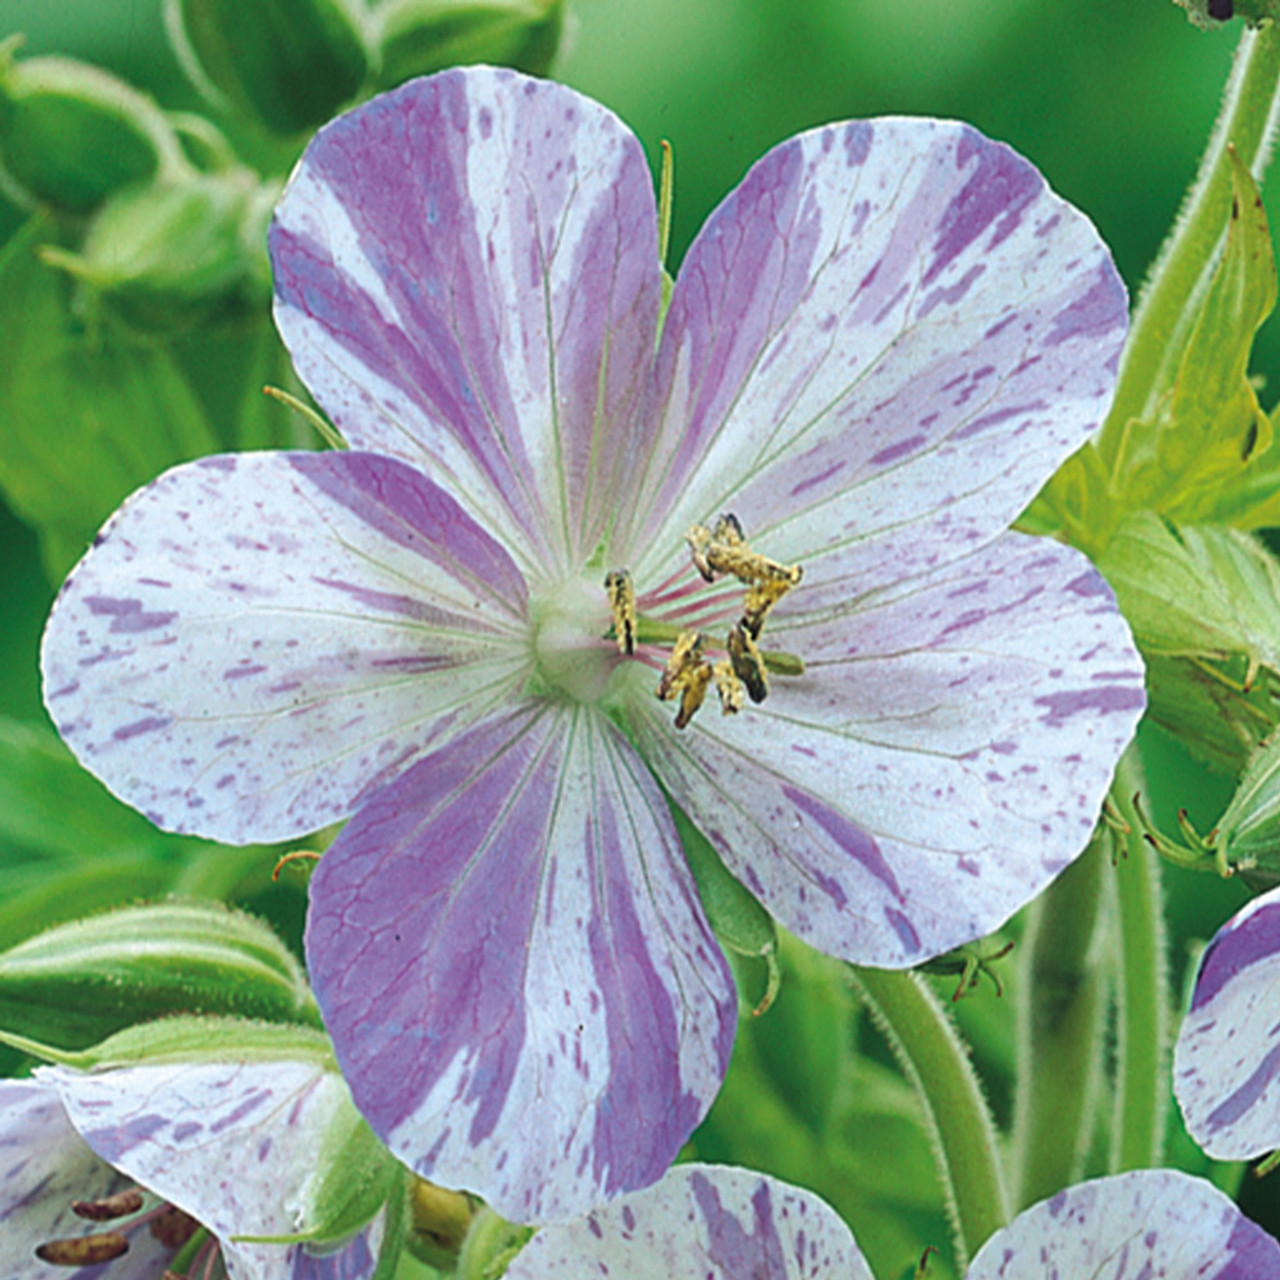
(713, 658, 744, 715)
(36, 1234, 130, 1265)
(675, 663, 712, 730)
(742, 575, 799, 640)
(656, 631, 705, 702)
(686, 513, 801, 589)
(150, 1205, 201, 1251)
(727, 625, 768, 703)
(604, 569, 637, 655)
(72, 1188, 145, 1221)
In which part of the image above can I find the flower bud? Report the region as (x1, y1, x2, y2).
(0, 44, 182, 215)
(165, 0, 370, 136)
(41, 169, 275, 331)
(372, 0, 565, 89)
(0, 901, 320, 1052)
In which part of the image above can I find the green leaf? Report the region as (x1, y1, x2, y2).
(0, 218, 220, 579)
(1098, 512, 1280, 772)
(0, 900, 321, 1050)
(1109, 149, 1276, 521)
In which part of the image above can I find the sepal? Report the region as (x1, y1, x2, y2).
(372, 0, 565, 89)
(0, 901, 321, 1051)
(165, 0, 370, 136)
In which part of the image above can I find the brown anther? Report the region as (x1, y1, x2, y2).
(728, 625, 769, 703)
(72, 1188, 145, 1221)
(604, 569, 637, 655)
(150, 1206, 200, 1250)
(713, 658, 745, 715)
(36, 1233, 130, 1266)
(742, 569, 803, 639)
(675, 663, 713, 730)
(656, 631, 705, 702)
(686, 515, 801, 595)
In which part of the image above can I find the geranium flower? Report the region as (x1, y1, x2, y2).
(41, 67, 1145, 1221)
(1175, 884, 1280, 1160)
(500, 1163, 1280, 1279)
(4, 1053, 386, 1280)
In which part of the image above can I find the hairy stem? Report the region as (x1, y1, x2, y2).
(1010, 822, 1110, 1208)
(851, 966, 1008, 1271)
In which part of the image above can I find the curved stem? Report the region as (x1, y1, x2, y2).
(850, 966, 1008, 1271)
(1102, 23, 1280, 450)
(1010, 821, 1110, 1209)
(1109, 746, 1169, 1171)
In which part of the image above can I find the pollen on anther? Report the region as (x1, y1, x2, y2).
(604, 569, 637, 655)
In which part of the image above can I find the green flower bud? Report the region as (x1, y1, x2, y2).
(1204, 732, 1280, 887)
(372, 0, 565, 89)
(0, 42, 184, 215)
(1175, 0, 1280, 27)
(0, 901, 321, 1052)
(165, 0, 370, 136)
(41, 169, 275, 331)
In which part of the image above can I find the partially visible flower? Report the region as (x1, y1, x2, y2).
(42, 68, 1145, 1220)
(502, 1164, 1280, 1280)
(3, 1050, 387, 1280)
(1175, 884, 1280, 1160)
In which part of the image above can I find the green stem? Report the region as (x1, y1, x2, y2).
(1010, 822, 1110, 1209)
(1109, 746, 1170, 1171)
(851, 966, 1008, 1270)
(1102, 23, 1280, 451)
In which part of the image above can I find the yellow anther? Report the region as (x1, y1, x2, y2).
(657, 631, 705, 701)
(728, 624, 769, 703)
(604, 568, 637, 655)
(686, 513, 801, 595)
(742, 571, 801, 639)
(713, 657, 745, 715)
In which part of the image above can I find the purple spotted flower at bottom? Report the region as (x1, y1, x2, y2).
(41, 67, 1145, 1221)
(2, 1060, 385, 1280)
(502, 1164, 1280, 1280)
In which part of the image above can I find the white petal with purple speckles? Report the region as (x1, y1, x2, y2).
(503, 1163, 873, 1280)
(630, 533, 1143, 966)
(271, 67, 662, 575)
(1175, 885, 1280, 1159)
(618, 116, 1125, 602)
(0, 1078, 170, 1280)
(46, 1056, 384, 1280)
(305, 704, 737, 1224)
(42, 450, 530, 844)
(967, 1170, 1280, 1279)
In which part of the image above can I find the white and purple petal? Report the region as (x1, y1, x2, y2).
(41, 450, 529, 844)
(631, 534, 1143, 965)
(305, 704, 737, 1224)
(620, 116, 1125, 605)
(0, 1078, 170, 1280)
(1175, 885, 1280, 1160)
(46, 1056, 384, 1280)
(966, 1170, 1280, 1279)
(504, 1164, 873, 1280)
(271, 67, 663, 574)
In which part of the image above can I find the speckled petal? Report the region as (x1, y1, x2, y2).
(271, 67, 662, 575)
(0, 1078, 170, 1280)
(305, 704, 737, 1224)
(1175, 885, 1280, 1160)
(41, 450, 529, 844)
(967, 1170, 1280, 1279)
(631, 532, 1143, 966)
(504, 1164, 872, 1280)
(620, 116, 1125, 600)
(45, 1058, 384, 1280)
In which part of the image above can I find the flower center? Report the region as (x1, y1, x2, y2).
(530, 575, 619, 706)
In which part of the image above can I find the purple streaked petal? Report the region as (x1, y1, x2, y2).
(271, 67, 662, 574)
(504, 1164, 873, 1280)
(41, 450, 530, 844)
(46, 1058, 383, 1280)
(631, 533, 1143, 965)
(967, 1170, 1280, 1279)
(0, 1078, 170, 1280)
(619, 117, 1125, 601)
(305, 704, 737, 1224)
(1175, 886, 1280, 1159)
